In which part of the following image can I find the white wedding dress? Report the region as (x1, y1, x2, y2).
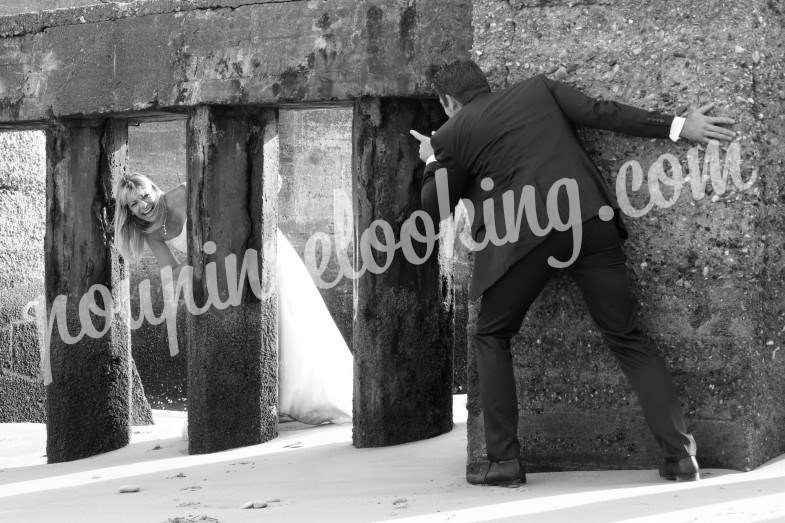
(166, 222, 353, 426)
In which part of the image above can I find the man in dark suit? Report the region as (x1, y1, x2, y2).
(410, 60, 735, 486)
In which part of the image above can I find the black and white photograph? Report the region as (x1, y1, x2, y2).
(0, 0, 783, 521)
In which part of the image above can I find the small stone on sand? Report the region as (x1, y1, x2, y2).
(241, 500, 268, 509)
(118, 484, 140, 493)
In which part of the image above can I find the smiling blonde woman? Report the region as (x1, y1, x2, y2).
(113, 173, 353, 427)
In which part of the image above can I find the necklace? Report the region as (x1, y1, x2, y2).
(161, 200, 168, 238)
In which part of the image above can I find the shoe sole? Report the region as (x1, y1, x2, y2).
(659, 472, 700, 482)
(467, 478, 527, 487)
(497, 479, 526, 488)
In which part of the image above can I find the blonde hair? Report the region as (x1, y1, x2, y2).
(113, 173, 166, 261)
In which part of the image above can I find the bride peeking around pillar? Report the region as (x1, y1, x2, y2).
(112, 172, 353, 426)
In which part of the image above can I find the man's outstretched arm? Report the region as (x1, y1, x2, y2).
(540, 75, 735, 143)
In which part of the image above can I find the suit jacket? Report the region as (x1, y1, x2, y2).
(421, 74, 674, 300)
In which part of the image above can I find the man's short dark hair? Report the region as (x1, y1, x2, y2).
(429, 60, 491, 105)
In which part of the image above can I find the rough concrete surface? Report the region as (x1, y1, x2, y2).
(467, 0, 785, 472)
(44, 120, 137, 462)
(352, 97, 454, 447)
(0, 0, 472, 122)
(185, 106, 279, 453)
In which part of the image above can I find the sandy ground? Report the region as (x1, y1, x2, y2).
(1, 395, 785, 523)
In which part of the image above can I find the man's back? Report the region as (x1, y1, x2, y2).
(432, 74, 620, 298)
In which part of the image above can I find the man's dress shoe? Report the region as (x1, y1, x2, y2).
(659, 456, 700, 481)
(467, 458, 526, 486)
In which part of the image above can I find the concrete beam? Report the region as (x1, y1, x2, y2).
(185, 106, 278, 453)
(351, 97, 454, 447)
(0, 0, 471, 124)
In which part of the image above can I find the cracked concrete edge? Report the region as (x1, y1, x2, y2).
(750, 0, 785, 466)
(0, 0, 303, 38)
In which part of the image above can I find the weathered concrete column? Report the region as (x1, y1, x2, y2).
(186, 106, 278, 453)
(352, 98, 454, 447)
(44, 119, 135, 462)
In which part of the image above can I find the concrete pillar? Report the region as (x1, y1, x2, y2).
(44, 119, 134, 462)
(352, 98, 454, 447)
(186, 106, 278, 454)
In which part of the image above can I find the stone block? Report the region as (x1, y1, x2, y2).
(0, 0, 471, 123)
(0, 372, 45, 423)
(10, 320, 39, 377)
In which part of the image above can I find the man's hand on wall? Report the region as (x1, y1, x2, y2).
(679, 103, 736, 143)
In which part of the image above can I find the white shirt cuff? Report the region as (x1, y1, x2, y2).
(426, 154, 437, 164)
(669, 116, 686, 142)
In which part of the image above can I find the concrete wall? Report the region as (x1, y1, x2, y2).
(467, 0, 785, 471)
(278, 107, 354, 348)
(0, 130, 46, 422)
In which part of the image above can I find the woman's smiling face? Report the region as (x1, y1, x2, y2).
(126, 188, 155, 221)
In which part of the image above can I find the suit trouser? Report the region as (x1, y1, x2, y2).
(475, 217, 697, 462)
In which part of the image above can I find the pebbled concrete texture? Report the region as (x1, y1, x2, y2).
(0, 0, 472, 123)
(466, 0, 785, 472)
(0, 131, 45, 290)
(0, 131, 46, 421)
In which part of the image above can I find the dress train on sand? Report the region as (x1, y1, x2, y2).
(166, 223, 353, 439)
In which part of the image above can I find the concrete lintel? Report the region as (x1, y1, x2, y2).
(0, 0, 295, 38)
(0, 0, 471, 124)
